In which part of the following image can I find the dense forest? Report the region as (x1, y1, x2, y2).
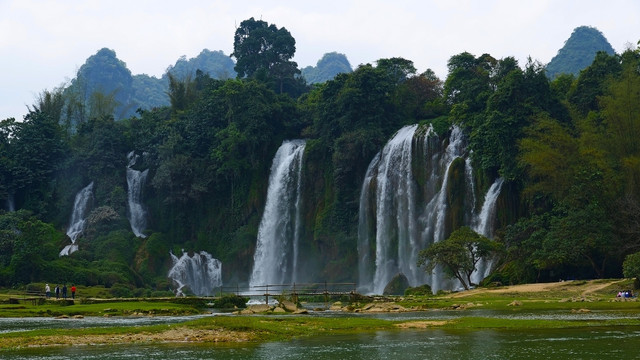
(1, 19, 640, 296)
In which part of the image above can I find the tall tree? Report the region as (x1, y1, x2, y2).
(231, 17, 300, 94)
(418, 226, 501, 290)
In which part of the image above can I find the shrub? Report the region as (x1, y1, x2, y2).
(212, 294, 248, 309)
(623, 252, 640, 285)
(110, 283, 134, 298)
(405, 284, 433, 296)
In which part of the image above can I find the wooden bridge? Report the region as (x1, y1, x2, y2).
(219, 282, 361, 304)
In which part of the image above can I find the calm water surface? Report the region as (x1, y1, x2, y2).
(2, 310, 639, 359)
(3, 327, 640, 359)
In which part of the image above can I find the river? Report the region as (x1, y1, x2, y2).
(2, 310, 639, 359)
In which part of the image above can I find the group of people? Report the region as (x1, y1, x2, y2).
(616, 290, 634, 298)
(44, 284, 76, 299)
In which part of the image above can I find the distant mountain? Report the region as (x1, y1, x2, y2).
(65, 48, 137, 120)
(67, 49, 350, 119)
(545, 26, 615, 79)
(301, 52, 353, 84)
(131, 74, 169, 110)
(131, 49, 236, 112)
(65, 48, 237, 120)
(165, 49, 236, 80)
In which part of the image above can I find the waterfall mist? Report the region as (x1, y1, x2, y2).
(249, 140, 306, 287)
(60, 182, 94, 256)
(168, 251, 222, 296)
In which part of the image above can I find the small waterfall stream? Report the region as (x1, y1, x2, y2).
(126, 151, 149, 238)
(5, 194, 15, 212)
(471, 177, 505, 284)
(358, 125, 504, 294)
(60, 182, 94, 256)
(168, 251, 222, 296)
(249, 140, 306, 287)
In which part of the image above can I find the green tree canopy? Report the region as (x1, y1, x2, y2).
(418, 226, 501, 290)
(231, 17, 299, 88)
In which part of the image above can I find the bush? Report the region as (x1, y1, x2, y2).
(212, 294, 248, 309)
(110, 283, 134, 298)
(405, 284, 433, 296)
(623, 252, 640, 282)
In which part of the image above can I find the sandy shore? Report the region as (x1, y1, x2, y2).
(2, 327, 254, 348)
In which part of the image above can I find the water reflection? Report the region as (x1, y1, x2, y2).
(3, 327, 640, 359)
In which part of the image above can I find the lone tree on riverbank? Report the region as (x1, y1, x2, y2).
(623, 252, 640, 289)
(418, 226, 501, 290)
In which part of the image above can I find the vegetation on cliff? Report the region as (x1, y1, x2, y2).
(1, 23, 639, 293)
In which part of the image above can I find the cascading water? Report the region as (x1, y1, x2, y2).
(5, 194, 15, 212)
(126, 151, 149, 238)
(60, 182, 94, 256)
(168, 250, 222, 296)
(249, 140, 306, 288)
(358, 125, 504, 294)
(471, 177, 504, 284)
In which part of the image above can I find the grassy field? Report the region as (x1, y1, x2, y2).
(1, 279, 639, 350)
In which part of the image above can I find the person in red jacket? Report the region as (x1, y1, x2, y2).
(71, 285, 76, 299)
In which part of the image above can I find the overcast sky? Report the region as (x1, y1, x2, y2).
(1, 0, 638, 121)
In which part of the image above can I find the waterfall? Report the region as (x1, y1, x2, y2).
(5, 194, 15, 212)
(60, 182, 94, 256)
(357, 154, 381, 293)
(471, 177, 505, 284)
(249, 140, 306, 287)
(126, 151, 149, 238)
(368, 125, 420, 295)
(168, 250, 222, 296)
(358, 125, 502, 294)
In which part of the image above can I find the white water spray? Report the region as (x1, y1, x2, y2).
(60, 182, 94, 256)
(168, 251, 222, 296)
(471, 177, 505, 284)
(358, 125, 504, 294)
(249, 140, 306, 287)
(126, 151, 149, 238)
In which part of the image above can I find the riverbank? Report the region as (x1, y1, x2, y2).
(1, 279, 639, 350)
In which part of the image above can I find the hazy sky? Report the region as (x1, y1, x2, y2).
(1, 0, 638, 121)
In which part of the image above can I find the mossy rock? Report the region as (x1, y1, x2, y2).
(383, 273, 410, 295)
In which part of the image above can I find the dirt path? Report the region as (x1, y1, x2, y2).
(448, 279, 625, 298)
(580, 279, 626, 296)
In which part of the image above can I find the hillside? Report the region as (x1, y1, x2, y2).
(545, 26, 615, 79)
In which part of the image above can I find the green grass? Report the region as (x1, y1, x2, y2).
(442, 316, 640, 330)
(0, 300, 200, 317)
(182, 316, 397, 340)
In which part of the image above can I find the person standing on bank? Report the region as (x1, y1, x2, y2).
(71, 285, 76, 299)
(62, 284, 67, 299)
(55, 285, 60, 299)
(45, 284, 51, 298)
